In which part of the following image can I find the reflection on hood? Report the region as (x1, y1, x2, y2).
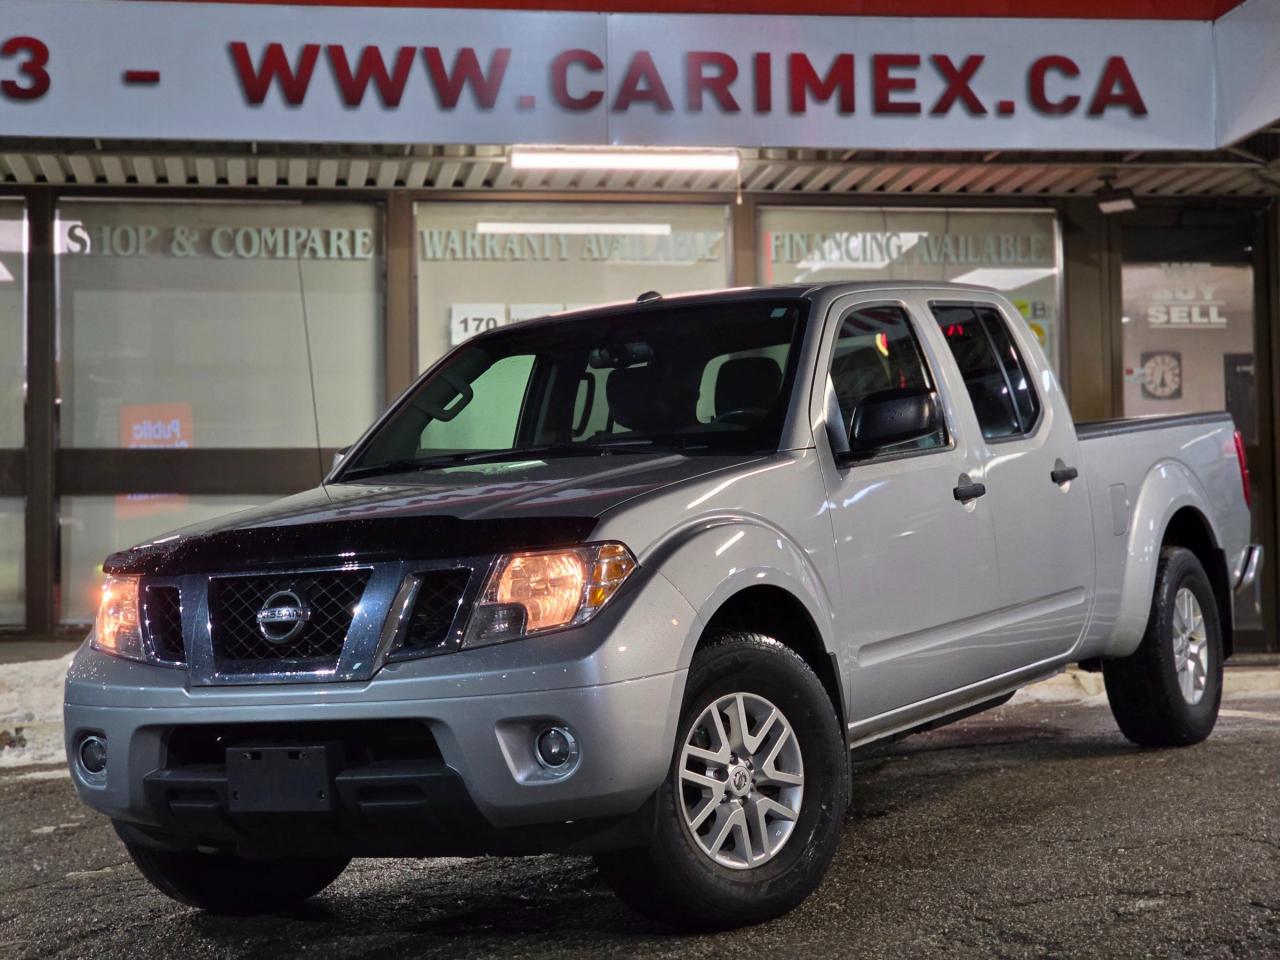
(105, 453, 759, 576)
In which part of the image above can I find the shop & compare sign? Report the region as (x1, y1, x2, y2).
(2, 0, 1273, 151)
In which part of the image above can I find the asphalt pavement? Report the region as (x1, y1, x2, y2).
(3, 694, 1278, 960)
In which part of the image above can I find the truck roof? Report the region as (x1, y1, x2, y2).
(499, 281, 1006, 336)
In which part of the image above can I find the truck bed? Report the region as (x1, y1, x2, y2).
(1073, 409, 1250, 656)
(1075, 411, 1232, 441)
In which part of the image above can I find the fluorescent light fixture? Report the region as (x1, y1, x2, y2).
(1096, 176, 1137, 215)
(510, 148, 740, 172)
(950, 267, 1057, 289)
(477, 221, 672, 236)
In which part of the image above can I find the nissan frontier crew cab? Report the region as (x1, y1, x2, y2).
(65, 282, 1260, 929)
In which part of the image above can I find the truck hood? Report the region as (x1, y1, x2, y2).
(104, 453, 758, 576)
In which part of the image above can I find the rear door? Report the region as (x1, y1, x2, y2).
(929, 300, 1094, 668)
(815, 297, 1004, 727)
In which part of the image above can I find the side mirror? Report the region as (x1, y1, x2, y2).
(846, 388, 939, 457)
(331, 446, 349, 471)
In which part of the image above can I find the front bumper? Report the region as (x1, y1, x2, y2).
(68, 668, 685, 856)
(64, 570, 698, 857)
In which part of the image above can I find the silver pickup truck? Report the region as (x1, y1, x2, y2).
(65, 282, 1259, 929)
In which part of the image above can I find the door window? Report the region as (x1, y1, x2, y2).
(826, 304, 945, 457)
(932, 303, 1040, 440)
(975, 305, 1041, 428)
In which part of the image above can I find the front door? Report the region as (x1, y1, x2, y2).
(816, 299, 1003, 730)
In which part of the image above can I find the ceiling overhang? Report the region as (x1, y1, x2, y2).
(3, 142, 1276, 198)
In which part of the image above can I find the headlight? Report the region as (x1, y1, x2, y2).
(463, 542, 637, 647)
(91, 574, 147, 662)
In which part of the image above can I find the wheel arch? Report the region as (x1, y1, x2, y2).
(1108, 458, 1232, 658)
(1161, 505, 1234, 659)
(698, 585, 846, 735)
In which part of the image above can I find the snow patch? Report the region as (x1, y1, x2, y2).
(0, 653, 73, 768)
(1011, 668, 1108, 705)
(8, 767, 72, 782)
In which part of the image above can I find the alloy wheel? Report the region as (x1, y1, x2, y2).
(1172, 586, 1210, 706)
(678, 692, 804, 870)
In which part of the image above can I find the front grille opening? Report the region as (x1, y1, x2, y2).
(397, 569, 472, 655)
(142, 585, 185, 663)
(209, 569, 371, 665)
(164, 719, 442, 769)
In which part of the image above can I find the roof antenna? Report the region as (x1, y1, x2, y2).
(636, 290, 662, 302)
(294, 252, 325, 483)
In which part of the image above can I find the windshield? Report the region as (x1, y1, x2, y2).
(341, 298, 809, 479)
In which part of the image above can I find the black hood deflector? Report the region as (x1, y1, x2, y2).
(104, 514, 598, 576)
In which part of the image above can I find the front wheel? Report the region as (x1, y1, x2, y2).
(1103, 546, 1224, 747)
(596, 633, 848, 930)
(118, 827, 349, 915)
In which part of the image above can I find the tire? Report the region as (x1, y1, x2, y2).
(118, 828, 349, 915)
(1103, 546, 1224, 748)
(596, 632, 848, 930)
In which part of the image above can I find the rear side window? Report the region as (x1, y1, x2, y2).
(827, 304, 946, 456)
(931, 303, 1040, 440)
(975, 306, 1041, 429)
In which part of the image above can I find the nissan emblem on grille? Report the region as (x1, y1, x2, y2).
(255, 589, 312, 643)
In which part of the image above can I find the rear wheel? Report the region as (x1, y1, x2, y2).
(1103, 546, 1224, 747)
(596, 633, 848, 930)
(118, 828, 349, 915)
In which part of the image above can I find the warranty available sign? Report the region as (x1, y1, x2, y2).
(0, 0, 1215, 150)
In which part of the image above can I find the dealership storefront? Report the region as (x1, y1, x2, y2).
(1, 0, 1278, 646)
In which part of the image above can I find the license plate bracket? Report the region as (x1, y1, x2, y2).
(226, 743, 340, 813)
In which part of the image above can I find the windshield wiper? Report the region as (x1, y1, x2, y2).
(337, 433, 744, 480)
(337, 453, 476, 480)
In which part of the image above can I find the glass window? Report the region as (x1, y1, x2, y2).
(415, 202, 730, 372)
(56, 201, 384, 449)
(974, 305, 1041, 429)
(0, 498, 22, 625)
(760, 207, 1062, 371)
(1121, 242, 1256, 442)
(59, 495, 275, 624)
(826, 305, 945, 457)
(418, 354, 535, 453)
(932, 303, 1022, 440)
(0, 201, 25, 449)
(342, 300, 806, 480)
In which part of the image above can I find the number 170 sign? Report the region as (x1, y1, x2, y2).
(450, 303, 564, 345)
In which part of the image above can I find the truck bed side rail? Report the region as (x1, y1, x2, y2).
(1075, 411, 1232, 442)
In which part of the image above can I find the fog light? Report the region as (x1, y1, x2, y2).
(79, 735, 108, 775)
(535, 726, 578, 771)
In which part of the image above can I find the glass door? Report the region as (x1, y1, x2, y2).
(1119, 211, 1269, 642)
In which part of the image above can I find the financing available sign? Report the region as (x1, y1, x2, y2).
(0, 0, 1222, 151)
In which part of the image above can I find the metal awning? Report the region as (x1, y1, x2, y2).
(2, 138, 1278, 197)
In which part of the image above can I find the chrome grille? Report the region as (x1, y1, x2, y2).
(208, 570, 371, 664)
(397, 569, 472, 655)
(142, 584, 185, 663)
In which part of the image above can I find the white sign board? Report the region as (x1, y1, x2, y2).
(449, 302, 565, 344)
(449, 303, 507, 345)
(0, 0, 1222, 150)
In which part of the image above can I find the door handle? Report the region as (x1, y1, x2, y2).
(953, 476, 987, 503)
(1051, 465, 1079, 485)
